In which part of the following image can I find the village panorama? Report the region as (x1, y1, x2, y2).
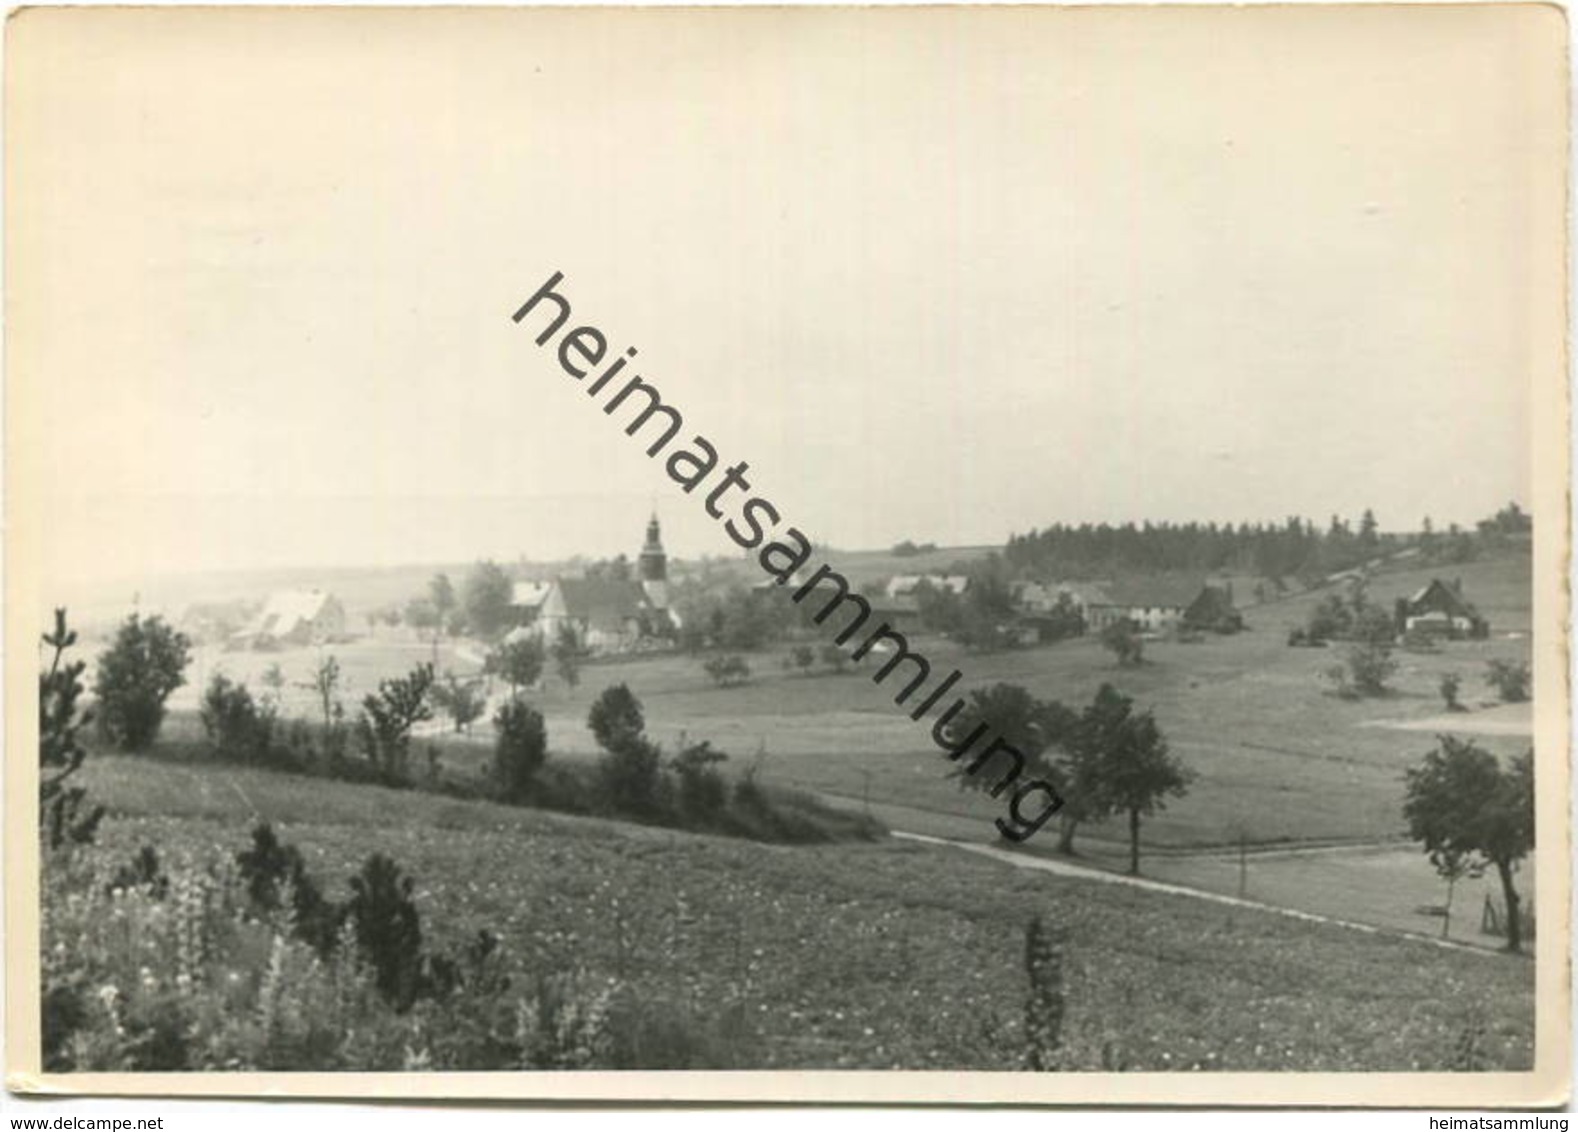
(40, 497, 1538, 1074)
(12, 1, 1558, 1101)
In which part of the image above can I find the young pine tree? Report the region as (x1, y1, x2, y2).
(39, 609, 105, 849)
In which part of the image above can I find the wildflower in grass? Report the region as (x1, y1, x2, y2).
(1023, 914, 1065, 1071)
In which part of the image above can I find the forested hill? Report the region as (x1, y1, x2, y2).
(1001, 504, 1532, 582)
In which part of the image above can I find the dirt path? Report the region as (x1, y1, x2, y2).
(1360, 703, 1532, 737)
(891, 830, 1510, 958)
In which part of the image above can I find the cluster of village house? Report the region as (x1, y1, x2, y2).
(191, 515, 1489, 655)
(190, 516, 679, 653)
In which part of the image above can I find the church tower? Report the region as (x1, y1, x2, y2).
(638, 513, 669, 611)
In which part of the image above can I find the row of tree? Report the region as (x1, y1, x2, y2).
(403, 563, 517, 643)
(1004, 504, 1530, 583)
(1005, 513, 1394, 581)
(948, 682, 1193, 875)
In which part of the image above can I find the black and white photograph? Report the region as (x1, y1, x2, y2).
(4, 5, 1569, 1107)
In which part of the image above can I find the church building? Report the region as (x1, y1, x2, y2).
(530, 515, 678, 653)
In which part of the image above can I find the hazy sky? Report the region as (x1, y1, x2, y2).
(11, 7, 1561, 595)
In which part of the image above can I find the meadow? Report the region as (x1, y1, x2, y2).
(61, 752, 1535, 1071)
(93, 549, 1537, 945)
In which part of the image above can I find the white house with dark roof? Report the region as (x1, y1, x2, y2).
(1399, 578, 1488, 638)
(1085, 577, 1237, 634)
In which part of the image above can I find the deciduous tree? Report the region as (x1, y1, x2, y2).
(944, 683, 1083, 848)
(93, 613, 191, 750)
(357, 663, 435, 781)
(588, 684, 663, 813)
(300, 654, 343, 729)
(462, 561, 516, 642)
(1083, 684, 1191, 875)
(1403, 737, 1534, 952)
(487, 636, 545, 698)
(429, 573, 460, 635)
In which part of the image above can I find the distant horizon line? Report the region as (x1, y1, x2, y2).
(61, 511, 1510, 590)
(41, 502, 1524, 609)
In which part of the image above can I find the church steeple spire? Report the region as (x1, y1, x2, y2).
(639, 512, 667, 583)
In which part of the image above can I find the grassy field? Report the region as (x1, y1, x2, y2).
(91, 548, 1535, 947)
(332, 551, 1532, 847)
(69, 752, 1535, 1071)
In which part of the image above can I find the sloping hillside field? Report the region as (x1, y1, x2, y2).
(67, 754, 1534, 1071)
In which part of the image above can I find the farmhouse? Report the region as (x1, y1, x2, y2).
(1012, 580, 1108, 618)
(1010, 581, 1059, 613)
(1398, 578, 1488, 639)
(229, 589, 346, 649)
(1085, 578, 1238, 634)
(532, 515, 677, 652)
(509, 580, 552, 628)
(886, 574, 969, 600)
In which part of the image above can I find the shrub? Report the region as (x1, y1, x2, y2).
(199, 674, 278, 765)
(1349, 643, 1397, 696)
(1485, 659, 1530, 704)
(702, 654, 751, 687)
(516, 972, 616, 1069)
(1350, 603, 1399, 646)
(417, 929, 521, 1069)
(820, 643, 850, 674)
(344, 853, 427, 1012)
(1306, 593, 1352, 643)
(1326, 642, 1396, 698)
(672, 740, 729, 819)
(235, 823, 342, 959)
(1099, 620, 1144, 667)
(93, 613, 191, 750)
(356, 663, 435, 781)
(599, 736, 667, 817)
(431, 672, 486, 734)
(785, 644, 815, 675)
(44, 844, 389, 1071)
(604, 990, 757, 1068)
(493, 699, 548, 803)
(588, 684, 645, 752)
(41, 830, 643, 1072)
(107, 846, 170, 900)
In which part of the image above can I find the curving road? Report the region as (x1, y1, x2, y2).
(891, 830, 1513, 958)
